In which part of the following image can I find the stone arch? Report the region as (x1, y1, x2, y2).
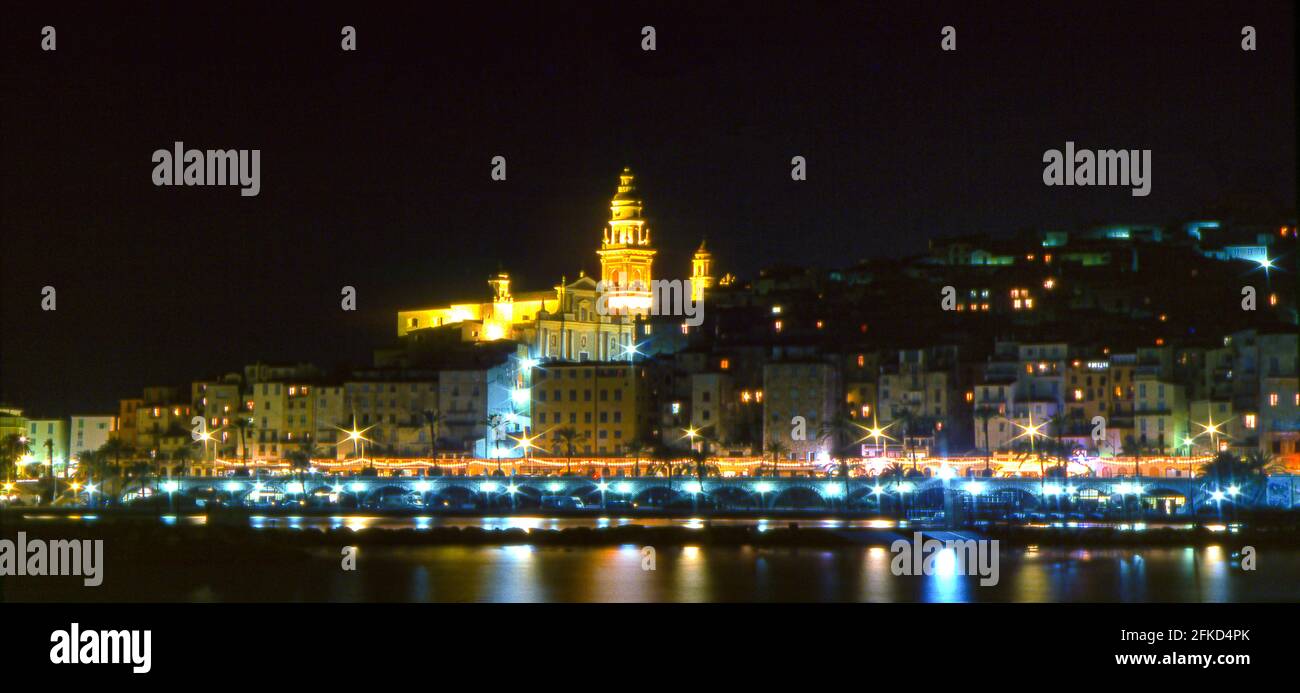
(708, 485, 757, 509)
(770, 485, 827, 509)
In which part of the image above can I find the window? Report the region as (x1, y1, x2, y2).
(1245, 413, 1257, 429)
(1269, 393, 1278, 407)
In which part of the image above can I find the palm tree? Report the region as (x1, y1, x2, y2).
(1123, 434, 1150, 479)
(99, 437, 134, 476)
(553, 426, 581, 475)
(624, 437, 650, 477)
(230, 411, 252, 471)
(76, 449, 104, 506)
(820, 411, 858, 506)
(0, 433, 32, 482)
(648, 442, 677, 479)
(691, 448, 712, 483)
(894, 408, 930, 472)
(880, 462, 908, 517)
(287, 439, 323, 502)
(974, 406, 999, 476)
(42, 437, 54, 474)
(486, 413, 507, 473)
(764, 437, 788, 478)
(169, 446, 194, 477)
(1200, 450, 1279, 503)
(689, 447, 713, 512)
(422, 408, 443, 460)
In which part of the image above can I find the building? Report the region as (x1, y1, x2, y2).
(396, 169, 661, 363)
(68, 415, 118, 462)
(25, 418, 69, 475)
(191, 376, 244, 459)
(532, 361, 651, 456)
(0, 407, 27, 442)
(340, 373, 441, 459)
(762, 361, 841, 461)
(690, 372, 738, 448)
(598, 167, 657, 315)
(247, 380, 318, 461)
(116, 398, 144, 448)
(689, 239, 715, 303)
(134, 401, 194, 462)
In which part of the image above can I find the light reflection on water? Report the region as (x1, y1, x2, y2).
(39, 513, 915, 532)
(298, 544, 1298, 603)
(9, 514, 1297, 603)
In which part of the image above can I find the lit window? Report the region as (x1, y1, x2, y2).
(860, 405, 870, 417)
(1043, 278, 1055, 289)
(774, 320, 783, 332)
(856, 354, 865, 367)
(964, 392, 973, 402)
(816, 320, 824, 329)
(1074, 389, 1083, 401)
(771, 305, 782, 315)
(1269, 294, 1278, 306)
(1269, 393, 1278, 407)
(720, 359, 730, 370)
(1245, 414, 1257, 429)
(671, 402, 681, 414)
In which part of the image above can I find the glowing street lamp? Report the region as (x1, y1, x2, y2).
(1012, 411, 1048, 452)
(1193, 414, 1230, 455)
(335, 419, 374, 470)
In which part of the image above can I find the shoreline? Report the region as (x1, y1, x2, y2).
(4, 508, 1299, 549)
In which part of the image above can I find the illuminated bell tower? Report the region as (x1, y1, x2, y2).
(598, 167, 656, 315)
(690, 239, 714, 303)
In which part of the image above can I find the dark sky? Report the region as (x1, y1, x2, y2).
(1, 1, 1295, 416)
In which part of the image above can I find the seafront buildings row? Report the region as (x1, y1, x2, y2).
(3, 170, 1297, 479)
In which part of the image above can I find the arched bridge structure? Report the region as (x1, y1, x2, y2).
(116, 474, 1300, 514)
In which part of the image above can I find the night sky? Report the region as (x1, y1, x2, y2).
(1, 1, 1294, 416)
